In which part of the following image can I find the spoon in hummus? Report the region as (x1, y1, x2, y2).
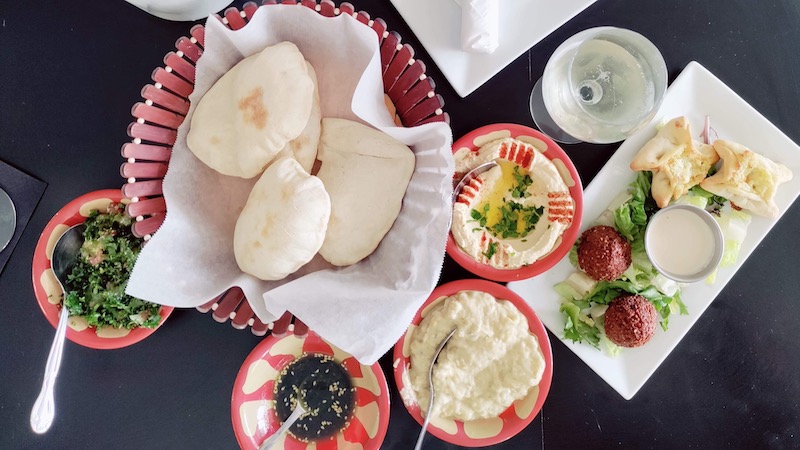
(414, 327, 457, 450)
(452, 161, 499, 205)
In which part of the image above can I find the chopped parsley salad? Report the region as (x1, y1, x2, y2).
(62, 203, 162, 330)
(554, 171, 752, 355)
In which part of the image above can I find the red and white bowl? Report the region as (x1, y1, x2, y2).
(31, 189, 173, 350)
(232, 332, 390, 450)
(447, 123, 584, 282)
(119, 0, 449, 334)
(393, 279, 553, 447)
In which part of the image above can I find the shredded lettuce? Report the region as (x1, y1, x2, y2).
(672, 193, 708, 209)
(613, 172, 653, 241)
(715, 207, 752, 267)
(561, 301, 601, 349)
(555, 171, 689, 355)
(568, 243, 579, 268)
(689, 184, 727, 212)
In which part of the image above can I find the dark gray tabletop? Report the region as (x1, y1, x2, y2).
(2, 1, 799, 449)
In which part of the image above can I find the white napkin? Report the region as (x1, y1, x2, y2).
(126, 5, 454, 365)
(455, 0, 499, 53)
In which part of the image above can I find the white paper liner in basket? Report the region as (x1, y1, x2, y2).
(126, 5, 454, 364)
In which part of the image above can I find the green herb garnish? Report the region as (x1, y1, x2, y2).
(483, 241, 498, 259)
(470, 203, 490, 227)
(471, 201, 544, 239)
(510, 166, 533, 198)
(470, 165, 543, 239)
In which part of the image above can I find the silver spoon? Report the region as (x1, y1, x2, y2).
(0, 187, 15, 252)
(259, 390, 307, 450)
(414, 328, 457, 450)
(452, 161, 499, 205)
(30, 223, 85, 434)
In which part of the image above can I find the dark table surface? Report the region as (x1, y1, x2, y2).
(2, 0, 799, 449)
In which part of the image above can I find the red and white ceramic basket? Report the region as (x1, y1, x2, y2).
(119, 0, 449, 336)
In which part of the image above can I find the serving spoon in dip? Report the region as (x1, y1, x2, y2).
(414, 327, 457, 450)
(30, 224, 85, 434)
(259, 385, 307, 450)
(452, 161, 499, 205)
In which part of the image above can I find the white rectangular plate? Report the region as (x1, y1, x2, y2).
(508, 61, 800, 400)
(389, 0, 597, 97)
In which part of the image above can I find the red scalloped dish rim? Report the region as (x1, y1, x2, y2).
(446, 123, 584, 282)
(31, 189, 173, 350)
(392, 279, 554, 447)
(231, 332, 391, 450)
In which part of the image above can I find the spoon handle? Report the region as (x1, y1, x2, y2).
(30, 306, 70, 434)
(414, 396, 434, 450)
(259, 405, 305, 450)
(414, 328, 457, 450)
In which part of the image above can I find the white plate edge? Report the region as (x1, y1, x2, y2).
(509, 60, 800, 400)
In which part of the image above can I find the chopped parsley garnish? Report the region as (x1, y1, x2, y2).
(471, 201, 544, 239)
(63, 203, 161, 329)
(470, 203, 490, 227)
(469, 165, 543, 239)
(510, 166, 533, 198)
(483, 241, 498, 259)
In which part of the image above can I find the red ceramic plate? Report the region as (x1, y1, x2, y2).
(447, 123, 583, 282)
(231, 332, 390, 450)
(392, 279, 553, 447)
(31, 189, 173, 350)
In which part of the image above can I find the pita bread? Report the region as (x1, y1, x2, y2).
(233, 157, 330, 280)
(699, 139, 793, 218)
(272, 62, 321, 173)
(316, 118, 415, 266)
(630, 116, 719, 208)
(187, 42, 314, 179)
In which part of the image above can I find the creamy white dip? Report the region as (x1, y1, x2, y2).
(646, 206, 717, 277)
(452, 138, 574, 269)
(408, 290, 545, 421)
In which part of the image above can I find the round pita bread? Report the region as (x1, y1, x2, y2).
(234, 157, 331, 280)
(316, 118, 415, 266)
(187, 42, 314, 179)
(271, 62, 321, 173)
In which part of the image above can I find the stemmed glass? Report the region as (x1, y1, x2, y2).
(530, 27, 668, 144)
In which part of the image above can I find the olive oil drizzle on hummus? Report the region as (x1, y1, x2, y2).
(470, 161, 544, 239)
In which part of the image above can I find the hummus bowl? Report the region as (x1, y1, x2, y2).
(447, 124, 583, 282)
(392, 279, 553, 447)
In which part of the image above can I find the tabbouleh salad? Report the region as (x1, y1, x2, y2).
(61, 203, 161, 329)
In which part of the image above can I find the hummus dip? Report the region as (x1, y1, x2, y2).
(408, 290, 545, 421)
(452, 138, 574, 269)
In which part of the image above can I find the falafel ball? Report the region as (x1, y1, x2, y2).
(604, 294, 658, 348)
(577, 225, 631, 281)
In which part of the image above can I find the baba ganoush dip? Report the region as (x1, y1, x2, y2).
(452, 138, 574, 269)
(408, 290, 545, 421)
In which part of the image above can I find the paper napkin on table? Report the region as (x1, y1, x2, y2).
(126, 5, 454, 365)
(455, 0, 499, 53)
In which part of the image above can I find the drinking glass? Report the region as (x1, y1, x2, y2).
(0, 187, 15, 252)
(529, 27, 668, 144)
